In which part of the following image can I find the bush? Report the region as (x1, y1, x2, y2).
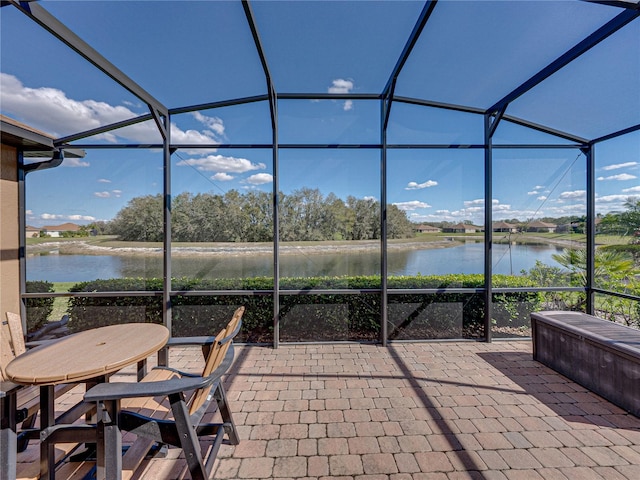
(64, 274, 542, 342)
(25, 280, 55, 333)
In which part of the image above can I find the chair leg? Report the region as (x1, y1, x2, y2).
(169, 392, 207, 480)
(95, 400, 122, 480)
(215, 384, 240, 445)
(16, 413, 37, 452)
(1, 392, 18, 480)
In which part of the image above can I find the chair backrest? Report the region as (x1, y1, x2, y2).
(1, 312, 26, 381)
(189, 306, 244, 415)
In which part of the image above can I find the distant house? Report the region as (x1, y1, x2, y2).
(526, 221, 557, 233)
(25, 225, 40, 238)
(556, 222, 582, 233)
(42, 222, 81, 237)
(414, 224, 441, 233)
(492, 221, 518, 233)
(442, 223, 481, 234)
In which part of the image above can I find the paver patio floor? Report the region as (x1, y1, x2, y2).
(17, 340, 640, 479)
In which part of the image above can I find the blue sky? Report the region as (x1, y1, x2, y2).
(1, 1, 638, 228)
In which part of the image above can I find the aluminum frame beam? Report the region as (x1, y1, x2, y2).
(242, 0, 281, 347)
(488, 8, 640, 115)
(54, 113, 154, 145)
(382, 1, 438, 130)
(584, 1, 640, 9)
(9, 0, 168, 119)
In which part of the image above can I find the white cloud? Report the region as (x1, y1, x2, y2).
(463, 198, 499, 207)
(363, 196, 377, 202)
(559, 190, 586, 200)
(0, 73, 223, 145)
(192, 112, 225, 137)
(602, 162, 638, 171)
(94, 189, 122, 198)
(68, 214, 96, 221)
(328, 79, 354, 94)
(545, 204, 586, 216)
(63, 158, 90, 168)
(176, 155, 265, 174)
(534, 185, 545, 190)
(596, 194, 635, 204)
(622, 186, 640, 193)
(244, 173, 273, 185)
(405, 180, 438, 190)
(1, 73, 136, 136)
(328, 78, 354, 111)
(98, 178, 111, 183)
(169, 125, 220, 145)
(527, 190, 539, 195)
(393, 200, 431, 211)
(537, 196, 548, 201)
(597, 173, 637, 181)
(493, 204, 512, 211)
(39, 213, 95, 222)
(211, 172, 234, 182)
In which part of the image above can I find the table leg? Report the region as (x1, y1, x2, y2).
(39, 385, 55, 480)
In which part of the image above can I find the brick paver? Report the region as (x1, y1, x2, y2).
(32, 340, 640, 479)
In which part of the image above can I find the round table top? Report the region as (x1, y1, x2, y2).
(5, 323, 169, 385)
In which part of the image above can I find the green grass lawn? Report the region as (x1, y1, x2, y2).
(49, 282, 75, 320)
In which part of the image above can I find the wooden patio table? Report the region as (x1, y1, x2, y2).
(4, 323, 169, 480)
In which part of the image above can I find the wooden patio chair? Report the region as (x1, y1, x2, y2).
(2, 311, 83, 480)
(84, 306, 244, 480)
(1, 312, 77, 451)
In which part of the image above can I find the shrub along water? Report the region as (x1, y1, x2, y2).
(60, 274, 542, 342)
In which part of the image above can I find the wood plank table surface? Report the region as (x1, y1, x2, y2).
(5, 323, 169, 385)
(4, 323, 169, 480)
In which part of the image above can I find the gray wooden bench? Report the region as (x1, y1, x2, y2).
(531, 310, 640, 417)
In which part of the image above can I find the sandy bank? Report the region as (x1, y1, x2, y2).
(26, 239, 460, 257)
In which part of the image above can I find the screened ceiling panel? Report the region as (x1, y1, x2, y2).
(507, 18, 640, 141)
(395, 0, 621, 110)
(39, 0, 267, 108)
(0, 5, 144, 138)
(250, 0, 426, 93)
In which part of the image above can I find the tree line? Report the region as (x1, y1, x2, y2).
(99, 188, 416, 242)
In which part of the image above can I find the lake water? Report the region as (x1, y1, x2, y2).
(26, 242, 565, 283)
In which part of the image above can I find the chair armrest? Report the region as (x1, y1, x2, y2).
(84, 345, 234, 403)
(84, 375, 213, 402)
(165, 336, 218, 348)
(24, 338, 59, 349)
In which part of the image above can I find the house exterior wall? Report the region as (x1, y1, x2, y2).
(0, 143, 21, 319)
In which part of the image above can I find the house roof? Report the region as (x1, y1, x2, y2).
(0, 114, 85, 159)
(492, 222, 517, 228)
(42, 223, 81, 232)
(527, 221, 557, 228)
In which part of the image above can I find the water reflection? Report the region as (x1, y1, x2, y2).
(27, 242, 564, 283)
